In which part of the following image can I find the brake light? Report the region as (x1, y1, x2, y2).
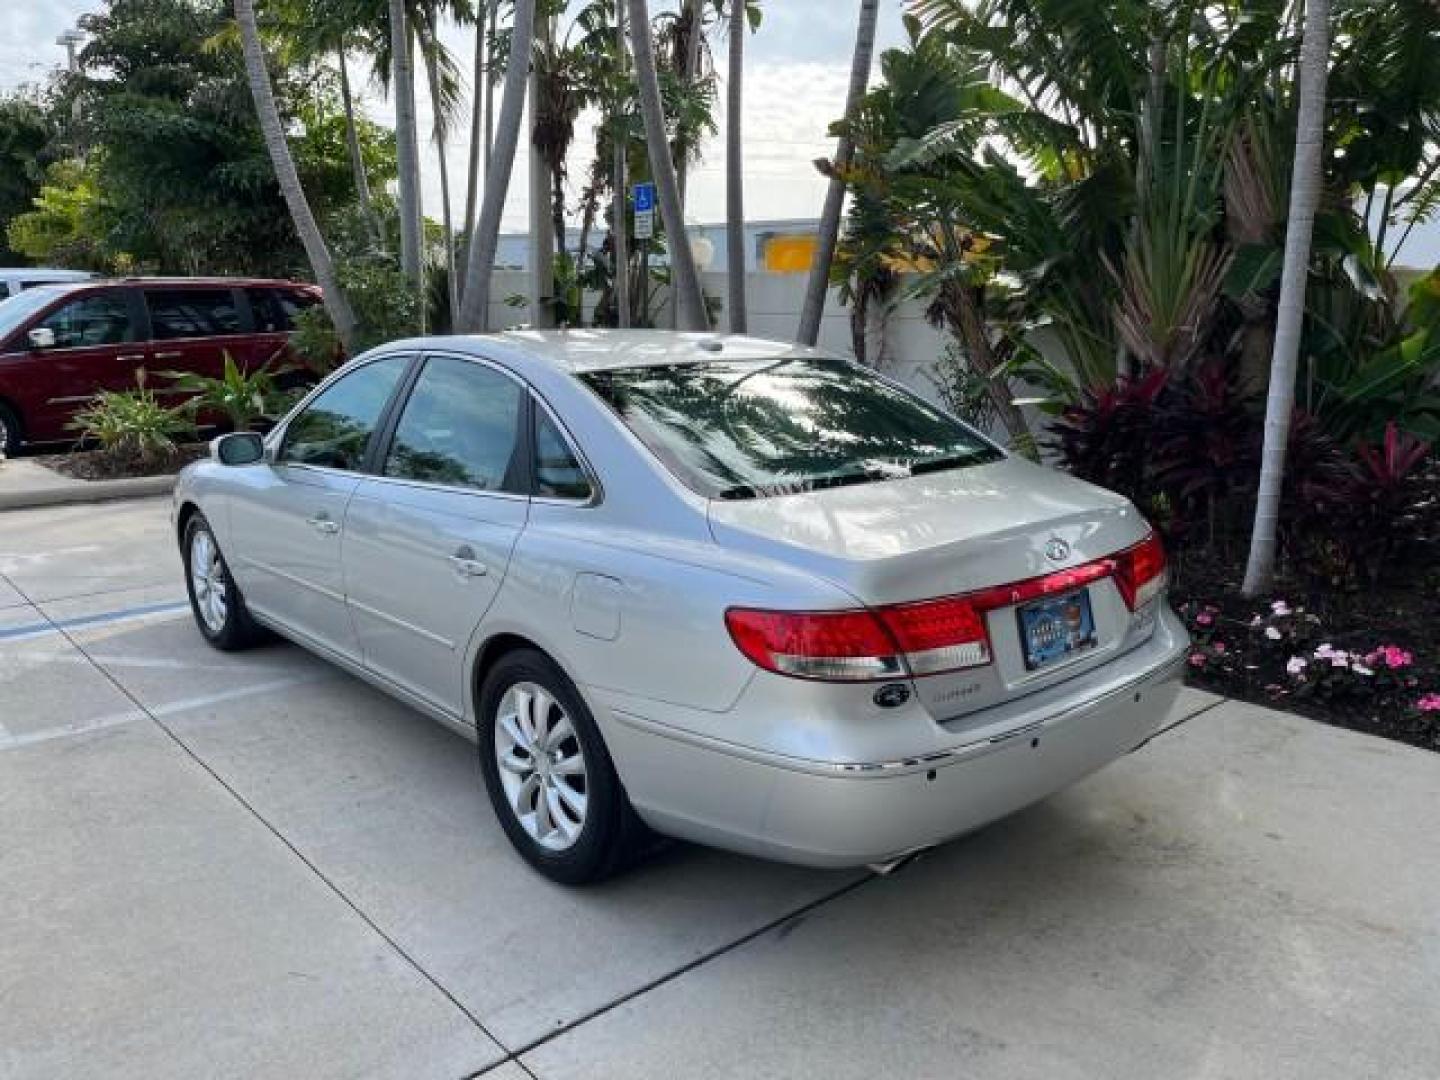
(1114, 531, 1167, 610)
(727, 530, 1166, 682)
(724, 608, 905, 681)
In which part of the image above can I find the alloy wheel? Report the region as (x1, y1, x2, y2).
(189, 527, 229, 635)
(493, 681, 589, 851)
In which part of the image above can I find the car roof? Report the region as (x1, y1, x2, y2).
(390, 329, 827, 374)
(0, 267, 92, 278)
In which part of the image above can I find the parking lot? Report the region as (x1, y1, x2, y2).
(1, 496, 1437, 1079)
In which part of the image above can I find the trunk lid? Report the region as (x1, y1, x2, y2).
(707, 456, 1159, 723)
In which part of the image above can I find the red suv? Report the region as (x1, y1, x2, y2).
(0, 277, 322, 454)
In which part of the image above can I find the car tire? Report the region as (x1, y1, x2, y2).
(183, 512, 266, 651)
(0, 401, 21, 456)
(478, 648, 652, 884)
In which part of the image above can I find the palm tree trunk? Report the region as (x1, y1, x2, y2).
(234, 0, 357, 353)
(1242, 0, 1332, 597)
(463, 4, 487, 247)
(675, 0, 703, 212)
(725, 1, 746, 334)
(390, 0, 424, 291)
(456, 0, 538, 333)
(797, 0, 878, 346)
(423, 44, 460, 329)
(528, 12, 555, 328)
(628, 0, 707, 331)
(612, 0, 631, 328)
(338, 48, 383, 249)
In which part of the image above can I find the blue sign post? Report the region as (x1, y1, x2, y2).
(632, 182, 656, 240)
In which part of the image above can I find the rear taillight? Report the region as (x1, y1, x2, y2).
(1114, 531, 1168, 611)
(727, 530, 1167, 683)
(724, 608, 905, 681)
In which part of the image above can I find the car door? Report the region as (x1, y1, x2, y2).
(226, 353, 413, 660)
(343, 353, 531, 719)
(21, 287, 147, 442)
(142, 286, 253, 412)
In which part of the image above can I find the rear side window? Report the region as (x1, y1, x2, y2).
(279, 356, 408, 471)
(32, 291, 136, 348)
(582, 357, 1001, 500)
(145, 289, 242, 339)
(533, 408, 592, 500)
(248, 287, 317, 333)
(383, 357, 525, 493)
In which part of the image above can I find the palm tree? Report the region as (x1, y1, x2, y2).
(462, 0, 492, 249)
(419, 25, 461, 324)
(233, 0, 358, 352)
(627, 0, 707, 331)
(1242, 0, 1333, 597)
(390, 0, 424, 289)
(456, 0, 539, 332)
(797, 0, 878, 346)
(336, 45, 384, 248)
(612, 0, 631, 328)
(725, 0, 750, 333)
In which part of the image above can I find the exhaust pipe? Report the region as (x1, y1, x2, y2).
(867, 846, 931, 876)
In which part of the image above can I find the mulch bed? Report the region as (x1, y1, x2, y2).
(1171, 546, 1440, 752)
(38, 442, 208, 481)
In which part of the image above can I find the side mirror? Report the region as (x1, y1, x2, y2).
(212, 431, 266, 467)
(27, 327, 56, 351)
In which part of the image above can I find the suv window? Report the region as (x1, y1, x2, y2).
(33, 291, 136, 348)
(582, 357, 1002, 500)
(279, 356, 408, 471)
(145, 289, 242, 340)
(383, 356, 525, 492)
(533, 407, 592, 500)
(248, 287, 317, 333)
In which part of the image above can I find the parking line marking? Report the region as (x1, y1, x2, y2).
(0, 600, 189, 643)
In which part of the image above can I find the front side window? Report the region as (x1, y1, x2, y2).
(383, 356, 525, 492)
(582, 357, 1001, 500)
(145, 289, 242, 340)
(33, 291, 135, 349)
(533, 408, 592, 500)
(279, 356, 408, 471)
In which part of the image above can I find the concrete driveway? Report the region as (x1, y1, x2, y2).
(1, 497, 1436, 1079)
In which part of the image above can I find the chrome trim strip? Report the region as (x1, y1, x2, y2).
(235, 556, 345, 604)
(346, 596, 455, 650)
(46, 394, 95, 405)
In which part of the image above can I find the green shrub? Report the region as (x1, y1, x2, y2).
(291, 259, 423, 372)
(161, 351, 289, 432)
(68, 370, 195, 467)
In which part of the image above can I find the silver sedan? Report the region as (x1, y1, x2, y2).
(174, 331, 1189, 883)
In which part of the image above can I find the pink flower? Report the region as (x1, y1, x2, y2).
(1195, 611, 1214, 627)
(1188, 652, 1207, 668)
(1378, 646, 1413, 670)
(1213, 641, 1227, 654)
(1271, 600, 1292, 616)
(1286, 657, 1308, 676)
(1264, 626, 1282, 641)
(1417, 694, 1440, 713)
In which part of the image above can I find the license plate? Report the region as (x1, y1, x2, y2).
(1017, 588, 1097, 671)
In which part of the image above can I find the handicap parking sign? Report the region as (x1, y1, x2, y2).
(633, 182, 656, 213)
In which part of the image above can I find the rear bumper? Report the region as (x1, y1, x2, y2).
(600, 648, 1188, 869)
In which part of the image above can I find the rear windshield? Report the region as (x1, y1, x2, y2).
(581, 357, 1001, 500)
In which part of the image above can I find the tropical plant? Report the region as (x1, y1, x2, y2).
(162, 352, 290, 431)
(292, 257, 424, 365)
(68, 371, 196, 466)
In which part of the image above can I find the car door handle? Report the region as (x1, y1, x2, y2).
(306, 514, 340, 535)
(116, 353, 146, 363)
(448, 549, 489, 578)
(152, 350, 184, 360)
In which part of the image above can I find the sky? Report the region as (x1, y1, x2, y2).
(0, 0, 909, 232)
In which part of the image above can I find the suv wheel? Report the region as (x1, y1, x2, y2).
(0, 402, 21, 456)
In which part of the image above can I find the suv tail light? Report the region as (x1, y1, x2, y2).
(727, 530, 1167, 682)
(1114, 531, 1167, 611)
